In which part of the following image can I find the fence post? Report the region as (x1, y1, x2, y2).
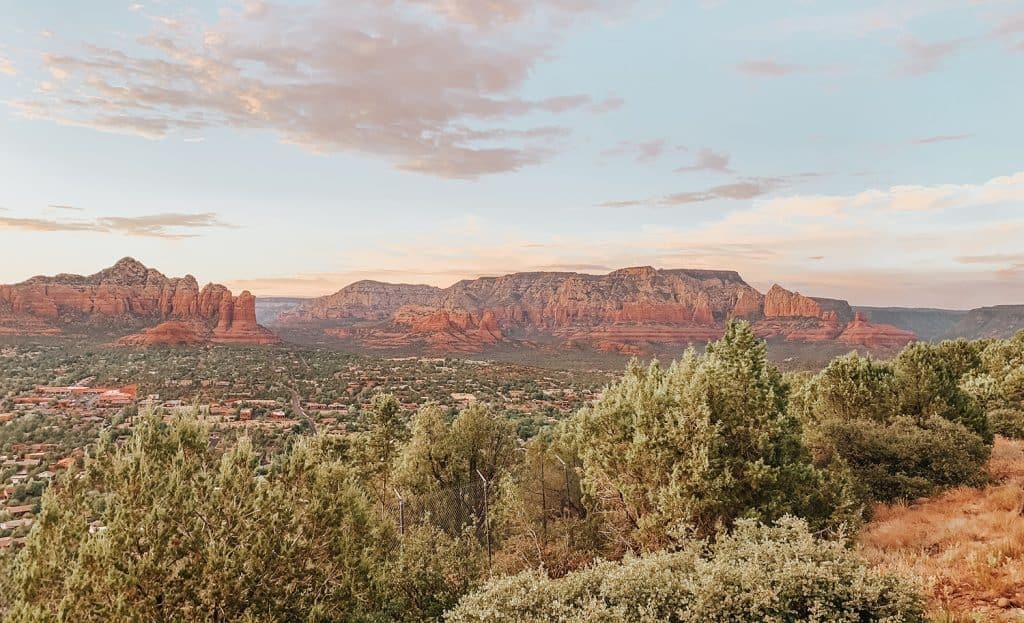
(554, 454, 569, 515)
(540, 454, 547, 541)
(477, 469, 491, 575)
(394, 488, 405, 536)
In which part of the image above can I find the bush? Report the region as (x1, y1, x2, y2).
(0, 413, 461, 623)
(569, 321, 856, 549)
(446, 517, 925, 623)
(988, 408, 1024, 439)
(814, 416, 990, 503)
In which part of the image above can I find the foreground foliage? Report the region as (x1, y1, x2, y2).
(798, 346, 993, 504)
(0, 414, 474, 623)
(448, 517, 924, 623)
(570, 322, 856, 549)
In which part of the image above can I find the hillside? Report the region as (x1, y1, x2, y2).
(853, 306, 968, 341)
(862, 437, 1024, 621)
(946, 305, 1024, 340)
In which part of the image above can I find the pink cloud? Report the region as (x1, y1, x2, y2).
(897, 35, 968, 76)
(11, 1, 626, 179)
(675, 148, 732, 173)
(735, 59, 808, 77)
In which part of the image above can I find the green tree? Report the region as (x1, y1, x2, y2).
(571, 321, 856, 548)
(798, 352, 898, 424)
(1, 413, 397, 622)
(360, 392, 408, 507)
(893, 341, 989, 442)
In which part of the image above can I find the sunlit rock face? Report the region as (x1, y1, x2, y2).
(283, 267, 917, 354)
(0, 257, 279, 345)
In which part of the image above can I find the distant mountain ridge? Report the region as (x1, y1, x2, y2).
(274, 266, 918, 354)
(946, 305, 1024, 339)
(0, 258, 279, 345)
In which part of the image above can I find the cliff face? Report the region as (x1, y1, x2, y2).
(0, 258, 279, 345)
(279, 281, 444, 322)
(282, 268, 917, 354)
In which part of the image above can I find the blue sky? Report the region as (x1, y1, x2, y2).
(1, 0, 1022, 308)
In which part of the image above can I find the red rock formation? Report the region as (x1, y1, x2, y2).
(0, 258, 279, 345)
(763, 284, 822, 318)
(210, 291, 281, 345)
(280, 267, 921, 354)
(116, 321, 208, 346)
(838, 312, 917, 349)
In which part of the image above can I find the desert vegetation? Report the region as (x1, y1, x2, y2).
(2, 323, 1024, 621)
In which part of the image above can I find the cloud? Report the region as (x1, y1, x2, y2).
(11, 1, 628, 179)
(913, 133, 973, 144)
(601, 139, 680, 162)
(47, 204, 83, 211)
(0, 211, 233, 239)
(898, 35, 967, 75)
(599, 175, 789, 208)
(735, 59, 809, 77)
(218, 169, 1024, 306)
(991, 11, 1024, 51)
(675, 148, 732, 173)
(0, 216, 104, 234)
(0, 56, 15, 76)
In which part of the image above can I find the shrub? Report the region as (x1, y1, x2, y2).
(446, 517, 925, 623)
(814, 416, 990, 503)
(0, 413, 461, 623)
(569, 321, 856, 549)
(893, 342, 989, 442)
(988, 408, 1024, 440)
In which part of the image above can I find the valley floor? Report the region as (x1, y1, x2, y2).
(861, 437, 1024, 622)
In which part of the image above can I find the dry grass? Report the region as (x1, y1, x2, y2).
(860, 437, 1024, 622)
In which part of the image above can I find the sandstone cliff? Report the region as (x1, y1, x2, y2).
(282, 267, 917, 354)
(0, 258, 279, 345)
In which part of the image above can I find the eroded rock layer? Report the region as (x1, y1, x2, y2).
(279, 268, 917, 354)
(0, 258, 279, 345)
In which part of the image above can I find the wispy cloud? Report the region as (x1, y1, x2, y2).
(0, 55, 15, 76)
(675, 148, 732, 174)
(601, 139, 681, 163)
(47, 203, 83, 211)
(898, 35, 968, 76)
(913, 134, 973, 145)
(227, 171, 1024, 306)
(0, 211, 233, 239)
(598, 174, 806, 208)
(11, 0, 629, 179)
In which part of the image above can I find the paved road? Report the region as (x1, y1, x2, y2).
(288, 387, 317, 435)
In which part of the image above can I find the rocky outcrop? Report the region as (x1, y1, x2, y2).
(116, 321, 209, 346)
(210, 291, 280, 344)
(763, 284, 822, 318)
(838, 312, 918, 349)
(0, 258, 279, 345)
(297, 268, 919, 355)
(278, 281, 443, 322)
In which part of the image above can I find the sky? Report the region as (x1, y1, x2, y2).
(1, 0, 1023, 309)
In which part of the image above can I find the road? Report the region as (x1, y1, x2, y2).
(288, 387, 317, 436)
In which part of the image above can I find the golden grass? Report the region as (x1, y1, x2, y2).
(860, 437, 1024, 622)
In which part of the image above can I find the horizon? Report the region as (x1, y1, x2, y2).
(1, 1, 1023, 308)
